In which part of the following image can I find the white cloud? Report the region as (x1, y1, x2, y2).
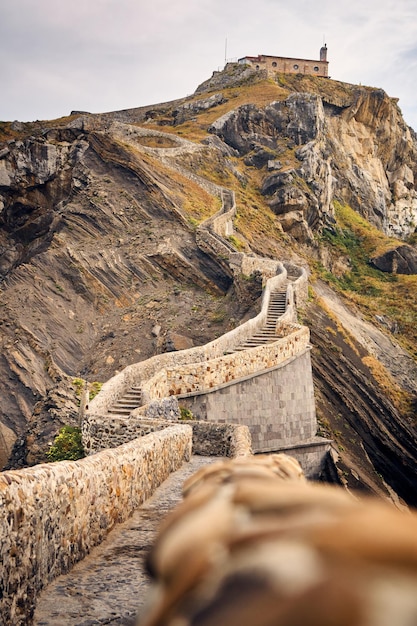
(1, 0, 417, 129)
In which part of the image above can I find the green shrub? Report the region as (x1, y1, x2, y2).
(72, 378, 102, 401)
(89, 381, 102, 401)
(47, 426, 85, 462)
(179, 406, 194, 420)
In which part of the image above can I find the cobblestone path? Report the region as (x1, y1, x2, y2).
(34, 455, 218, 626)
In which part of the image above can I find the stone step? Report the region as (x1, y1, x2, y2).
(240, 338, 277, 347)
(107, 386, 143, 416)
(112, 402, 140, 409)
(225, 287, 287, 353)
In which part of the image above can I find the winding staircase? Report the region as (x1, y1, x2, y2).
(104, 286, 289, 416)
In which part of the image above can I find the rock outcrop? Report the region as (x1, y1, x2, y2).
(208, 84, 417, 241)
(371, 244, 417, 274)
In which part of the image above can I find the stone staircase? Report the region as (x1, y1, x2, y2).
(228, 287, 287, 353)
(105, 288, 287, 416)
(107, 386, 143, 416)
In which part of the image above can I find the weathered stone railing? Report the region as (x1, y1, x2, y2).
(0, 426, 192, 626)
(143, 325, 309, 398)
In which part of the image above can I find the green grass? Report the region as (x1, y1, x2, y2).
(315, 201, 417, 357)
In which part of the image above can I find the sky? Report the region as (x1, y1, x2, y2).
(1, 0, 417, 130)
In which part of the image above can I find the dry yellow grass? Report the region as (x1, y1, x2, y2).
(316, 296, 360, 356)
(317, 202, 417, 358)
(145, 80, 288, 143)
(335, 202, 402, 258)
(362, 355, 412, 416)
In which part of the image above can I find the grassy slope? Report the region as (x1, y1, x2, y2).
(316, 202, 417, 362)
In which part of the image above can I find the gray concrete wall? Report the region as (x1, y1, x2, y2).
(275, 439, 331, 479)
(180, 349, 316, 453)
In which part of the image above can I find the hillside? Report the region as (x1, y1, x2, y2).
(0, 64, 416, 504)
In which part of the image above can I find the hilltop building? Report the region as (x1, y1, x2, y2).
(238, 44, 329, 78)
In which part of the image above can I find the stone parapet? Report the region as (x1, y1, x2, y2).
(83, 413, 252, 459)
(187, 421, 253, 458)
(0, 426, 192, 626)
(181, 348, 316, 453)
(161, 325, 310, 397)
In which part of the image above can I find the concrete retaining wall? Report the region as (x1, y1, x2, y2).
(277, 438, 331, 479)
(0, 426, 192, 626)
(180, 349, 316, 453)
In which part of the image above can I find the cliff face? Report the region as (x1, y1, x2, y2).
(207, 80, 417, 241)
(1, 67, 416, 505)
(0, 123, 239, 466)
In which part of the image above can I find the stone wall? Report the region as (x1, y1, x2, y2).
(278, 439, 331, 479)
(239, 55, 328, 78)
(0, 426, 192, 626)
(160, 325, 310, 397)
(190, 421, 253, 458)
(87, 270, 295, 416)
(180, 349, 316, 453)
(83, 409, 252, 459)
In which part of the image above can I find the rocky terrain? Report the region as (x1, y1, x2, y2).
(1, 64, 416, 505)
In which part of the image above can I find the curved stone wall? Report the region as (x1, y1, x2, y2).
(0, 426, 192, 626)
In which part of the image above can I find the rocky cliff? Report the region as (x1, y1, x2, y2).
(1, 65, 416, 505)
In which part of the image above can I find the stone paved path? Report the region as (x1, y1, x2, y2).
(34, 455, 218, 626)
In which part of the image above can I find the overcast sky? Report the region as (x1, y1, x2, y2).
(1, 0, 417, 130)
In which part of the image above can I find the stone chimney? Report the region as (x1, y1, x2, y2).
(320, 44, 328, 62)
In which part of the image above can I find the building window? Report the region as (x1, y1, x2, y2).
(272, 61, 277, 67)
(256, 65, 260, 70)
(314, 66, 319, 72)
(293, 64, 299, 70)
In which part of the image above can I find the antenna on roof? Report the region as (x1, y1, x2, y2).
(225, 37, 228, 65)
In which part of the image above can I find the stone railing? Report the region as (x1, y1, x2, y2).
(141, 324, 309, 399)
(0, 426, 192, 626)
(87, 267, 291, 416)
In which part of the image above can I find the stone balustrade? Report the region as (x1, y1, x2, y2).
(158, 325, 309, 398)
(82, 411, 253, 459)
(87, 268, 293, 416)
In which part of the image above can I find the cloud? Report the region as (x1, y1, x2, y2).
(1, 0, 417, 128)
